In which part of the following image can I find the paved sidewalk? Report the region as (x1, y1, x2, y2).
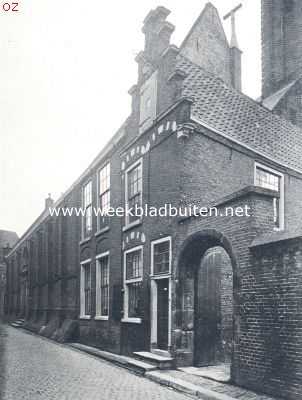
(146, 369, 280, 400)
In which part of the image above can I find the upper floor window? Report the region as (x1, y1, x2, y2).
(139, 71, 157, 133)
(125, 160, 142, 226)
(255, 163, 284, 230)
(96, 252, 110, 319)
(98, 163, 110, 230)
(82, 181, 92, 238)
(123, 246, 143, 323)
(151, 237, 171, 276)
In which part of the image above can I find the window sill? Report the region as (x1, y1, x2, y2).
(79, 315, 91, 320)
(94, 316, 109, 321)
(95, 227, 110, 237)
(150, 273, 171, 280)
(79, 237, 91, 246)
(123, 219, 142, 232)
(121, 317, 142, 324)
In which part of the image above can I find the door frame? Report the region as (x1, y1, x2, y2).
(150, 237, 172, 351)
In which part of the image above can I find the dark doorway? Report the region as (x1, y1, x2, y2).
(157, 278, 169, 350)
(194, 247, 233, 367)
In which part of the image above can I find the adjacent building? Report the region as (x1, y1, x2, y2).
(5, 2, 302, 399)
(0, 230, 18, 318)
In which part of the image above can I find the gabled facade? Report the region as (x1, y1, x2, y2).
(5, 4, 302, 399)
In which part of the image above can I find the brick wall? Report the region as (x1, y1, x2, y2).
(244, 238, 302, 399)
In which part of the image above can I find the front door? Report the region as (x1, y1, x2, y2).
(157, 279, 169, 350)
(194, 249, 222, 366)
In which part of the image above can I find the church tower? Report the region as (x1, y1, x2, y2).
(261, 0, 302, 127)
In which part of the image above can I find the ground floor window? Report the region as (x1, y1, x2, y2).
(96, 252, 109, 319)
(151, 237, 171, 276)
(123, 246, 143, 322)
(80, 260, 91, 318)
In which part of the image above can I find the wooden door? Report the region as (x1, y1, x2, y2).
(194, 250, 222, 366)
(157, 279, 169, 350)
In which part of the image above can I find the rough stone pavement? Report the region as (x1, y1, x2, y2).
(0, 323, 190, 400)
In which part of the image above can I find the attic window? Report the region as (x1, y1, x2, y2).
(139, 71, 157, 133)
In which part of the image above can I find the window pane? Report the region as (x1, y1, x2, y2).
(84, 264, 91, 316)
(83, 181, 92, 207)
(100, 191, 110, 211)
(126, 250, 142, 280)
(153, 241, 170, 275)
(128, 281, 142, 318)
(256, 167, 281, 228)
(100, 163, 110, 195)
(99, 256, 109, 316)
(84, 205, 92, 237)
(128, 165, 142, 198)
(256, 168, 280, 192)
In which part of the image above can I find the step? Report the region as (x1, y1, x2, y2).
(11, 322, 23, 328)
(133, 351, 175, 370)
(69, 343, 157, 375)
(151, 349, 172, 358)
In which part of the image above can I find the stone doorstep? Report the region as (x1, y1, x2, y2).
(133, 351, 174, 369)
(69, 343, 157, 375)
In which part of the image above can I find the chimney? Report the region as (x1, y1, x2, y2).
(45, 193, 54, 210)
(224, 4, 242, 91)
(230, 46, 242, 91)
(142, 6, 175, 63)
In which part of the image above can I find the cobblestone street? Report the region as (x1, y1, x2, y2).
(0, 324, 190, 400)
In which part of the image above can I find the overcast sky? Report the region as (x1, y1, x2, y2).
(0, 0, 261, 237)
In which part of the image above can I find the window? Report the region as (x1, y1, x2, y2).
(123, 247, 143, 322)
(255, 163, 284, 230)
(98, 163, 110, 230)
(125, 161, 142, 226)
(139, 71, 157, 133)
(80, 261, 91, 318)
(82, 181, 92, 238)
(96, 253, 109, 319)
(151, 237, 171, 276)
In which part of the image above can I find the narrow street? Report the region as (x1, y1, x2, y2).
(0, 324, 190, 400)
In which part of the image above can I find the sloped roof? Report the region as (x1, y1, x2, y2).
(177, 55, 302, 172)
(0, 230, 18, 249)
(262, 80, 298, 111)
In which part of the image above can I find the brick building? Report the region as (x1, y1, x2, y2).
(5, 2, 302, 399)
(0, 230, 18, 318)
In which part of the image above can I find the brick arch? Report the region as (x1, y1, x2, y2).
(177, 228, 238, 279)
(174, 228, 239, 373)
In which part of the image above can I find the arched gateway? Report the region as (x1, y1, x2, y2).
(174, 229, 238, 376)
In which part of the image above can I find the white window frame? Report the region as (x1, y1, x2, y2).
(80, 258, 92, 319)
(254, 162, 285, 231)
(82, 179, 93, 240)
(122, 245, 143, 324)
(150, 237, 172, 349)
(97, 162, 110, 233)
(151, 236, 172, 277)
(95, 251, 110, 320)
(124, 159, 143, 229)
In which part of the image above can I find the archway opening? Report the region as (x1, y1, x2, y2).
(177, 231, 235, 381)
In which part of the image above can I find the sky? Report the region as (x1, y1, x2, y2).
(0, 0, 261, 237)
